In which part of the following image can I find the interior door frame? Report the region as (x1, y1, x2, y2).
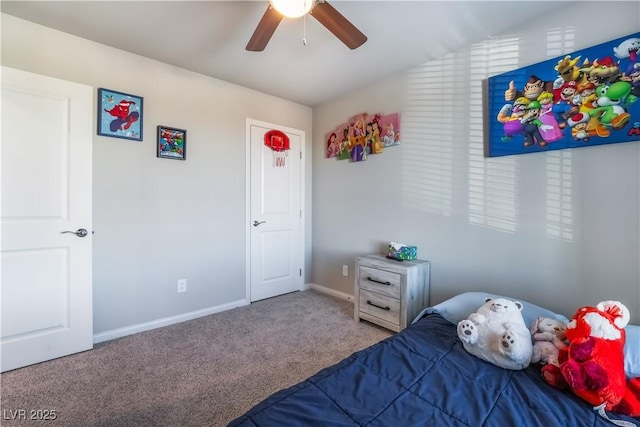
(245, 118, 306, 303)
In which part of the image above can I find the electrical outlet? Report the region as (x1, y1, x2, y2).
(177, 279, 187, 293)
(342, 265, 348, 277)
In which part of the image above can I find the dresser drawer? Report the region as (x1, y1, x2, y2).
(358, 288, 400, 326)
(358, 266, 401, 298)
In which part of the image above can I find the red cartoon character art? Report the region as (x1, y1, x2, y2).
(105, 99, 140, 133)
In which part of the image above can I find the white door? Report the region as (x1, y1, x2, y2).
(1, 67, 93, 372)
(247, 119, 304, 302)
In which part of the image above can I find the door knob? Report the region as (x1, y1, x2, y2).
(60, 228, 88, 238)
(252, 220, 266, 227)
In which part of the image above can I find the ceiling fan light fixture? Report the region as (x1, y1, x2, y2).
(269, 0, 314, 18)
(247, 0, 366, 52)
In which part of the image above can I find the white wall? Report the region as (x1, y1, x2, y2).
(1, 14, 313, 336)
(312, 1, 640, 323)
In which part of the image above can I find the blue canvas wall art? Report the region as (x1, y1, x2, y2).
(486, 33, 639, 157)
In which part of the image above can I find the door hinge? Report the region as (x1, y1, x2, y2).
(299, 151, 302, 159)
(299, 268, 302, 276)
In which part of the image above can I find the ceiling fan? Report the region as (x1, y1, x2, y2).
(246, 0, 367, 52)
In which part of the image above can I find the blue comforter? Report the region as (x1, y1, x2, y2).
(229, 313, 640, 426)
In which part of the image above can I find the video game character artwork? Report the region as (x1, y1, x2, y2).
(157, 126, 186, 160)
(485, 32, 640, 157)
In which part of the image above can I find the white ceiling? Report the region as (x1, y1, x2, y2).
(1, 0, 572, 107)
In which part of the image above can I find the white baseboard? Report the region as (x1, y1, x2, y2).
(94, 286, 354, 344)
(93, 299, 249, 344)
(304, 282, 354, 303)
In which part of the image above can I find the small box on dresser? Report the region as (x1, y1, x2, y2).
(354, 254, 430, 332)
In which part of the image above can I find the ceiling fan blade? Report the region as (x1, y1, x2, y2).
(309, 1, 367, 49)
(246, 6, 283, 51)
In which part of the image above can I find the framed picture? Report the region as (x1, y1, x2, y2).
(97, 88, 143, 141)
(485, 32, 640, 157)
(157, 125, 187, 160)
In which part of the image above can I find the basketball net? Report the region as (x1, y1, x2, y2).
(273, 150, 288, 167)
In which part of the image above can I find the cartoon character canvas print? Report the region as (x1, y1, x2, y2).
(486, 33, 639, 157)
(325, 112, 400, 162)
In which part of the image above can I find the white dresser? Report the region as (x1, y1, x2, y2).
(354, 254, 430, 332)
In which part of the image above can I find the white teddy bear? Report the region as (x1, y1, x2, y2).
(529, 317, 567, 367)
(457, 297, 533, 370)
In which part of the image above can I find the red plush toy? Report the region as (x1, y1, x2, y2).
(541, 300, 640, 417)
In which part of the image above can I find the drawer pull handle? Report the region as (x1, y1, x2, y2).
(367, 277, 391, 286)
(366, 300, 390, 311)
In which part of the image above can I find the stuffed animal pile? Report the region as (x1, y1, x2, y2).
(530, 317, 567, 367)
(457, 297, 532, 370)
(457, 296, 640, 418)
(540, 300, 640, 417)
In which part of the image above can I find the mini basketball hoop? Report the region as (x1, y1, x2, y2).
(264, 129, 290, 167)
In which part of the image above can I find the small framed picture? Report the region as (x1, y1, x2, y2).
(97, 88, 143, 141)
(157, 125, 187, 160)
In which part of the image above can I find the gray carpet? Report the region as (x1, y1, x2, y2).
(0, 290, 392, 426)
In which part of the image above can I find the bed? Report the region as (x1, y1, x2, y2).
(229, 292, 640, 427)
